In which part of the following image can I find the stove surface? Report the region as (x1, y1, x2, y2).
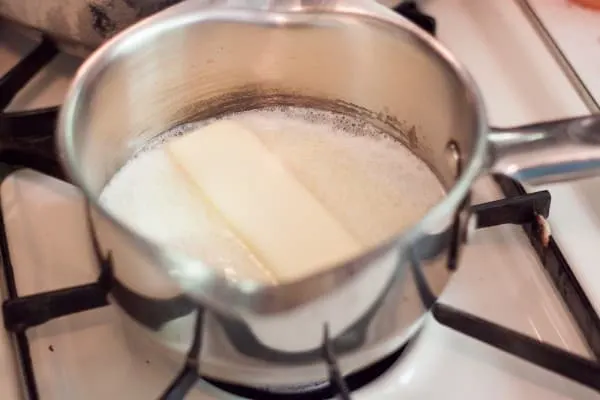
(0, 0, 599, 399)
(526, 0, 600, 104)
(511, 0, 600, 326)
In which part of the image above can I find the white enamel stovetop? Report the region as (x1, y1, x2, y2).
(0, 1, 599, 399)
(523, 0, 600, 323)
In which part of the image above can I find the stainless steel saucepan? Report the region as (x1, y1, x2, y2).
(55, 0, 600, 389)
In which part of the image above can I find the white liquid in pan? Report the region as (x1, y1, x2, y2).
(99, 107, 445, 284)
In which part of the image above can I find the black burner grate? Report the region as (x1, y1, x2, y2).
(2, 5, 600, 399)
(394, 1, 436, 35)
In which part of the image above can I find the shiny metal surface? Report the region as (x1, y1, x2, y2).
(56, 0, 600, 389)
(490, 115, 600, 185)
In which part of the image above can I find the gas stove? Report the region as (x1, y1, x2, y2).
(1, 1, 600, 399)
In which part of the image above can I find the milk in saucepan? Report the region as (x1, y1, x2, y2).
(99, 107, 445, 284)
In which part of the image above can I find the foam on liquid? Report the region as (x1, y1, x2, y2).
(99, 107, 445, 284)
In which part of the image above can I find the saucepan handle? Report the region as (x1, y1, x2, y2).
(488, 115, 600, 186)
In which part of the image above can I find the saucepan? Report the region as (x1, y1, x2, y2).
(55, 0, 600, 390)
